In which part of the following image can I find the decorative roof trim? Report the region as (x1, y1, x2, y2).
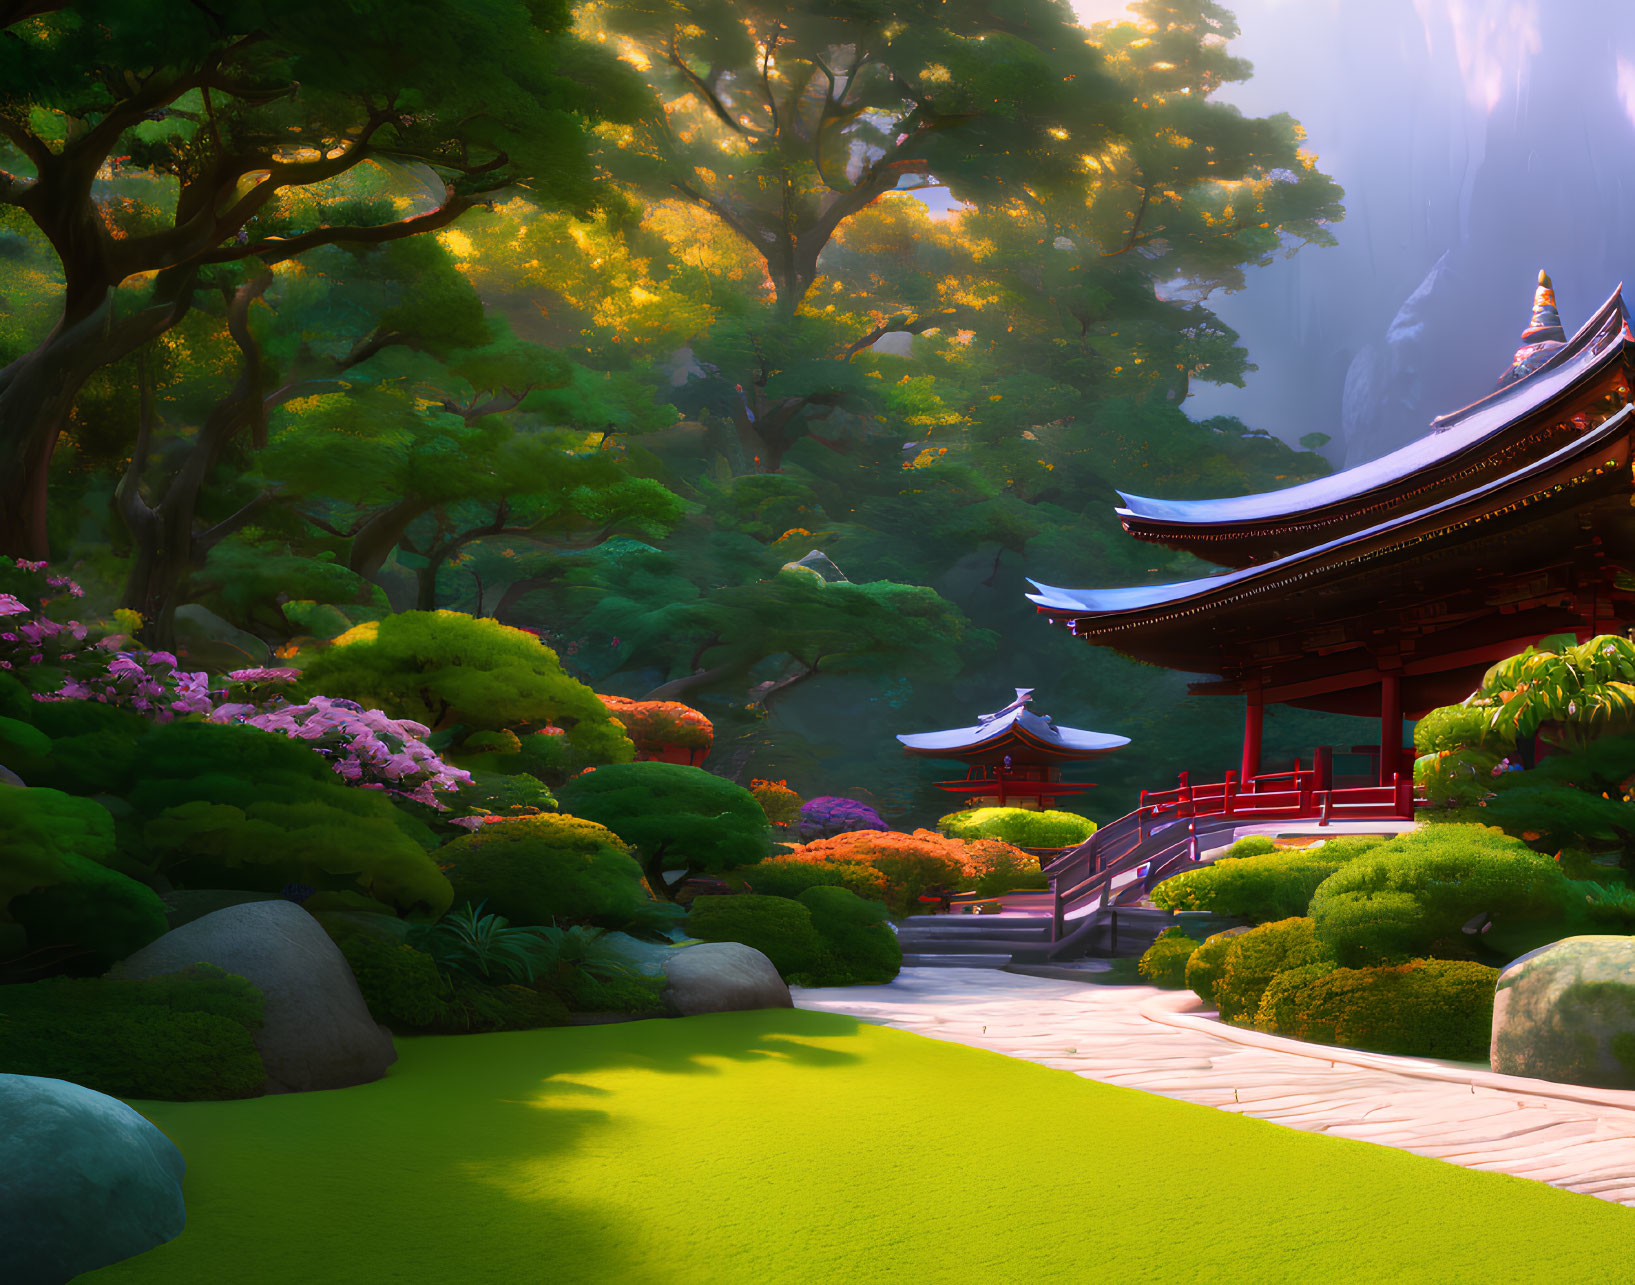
(1113, 286, 1631, 532)
(1029, 404, 1635, 631)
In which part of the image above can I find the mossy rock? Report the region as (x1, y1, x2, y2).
(1491, 935, 1635, 1088)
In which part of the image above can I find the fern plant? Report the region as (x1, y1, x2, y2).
(406, 901, 552, 985)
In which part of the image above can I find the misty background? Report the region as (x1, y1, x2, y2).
(1070, 0, 1635, 469)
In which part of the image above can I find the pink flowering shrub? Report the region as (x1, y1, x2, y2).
(0, 558, 92, 685)
(48, 651, 214, 722)
(207, 695, 472, 809)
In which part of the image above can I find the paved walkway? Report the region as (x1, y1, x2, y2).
(791, 968, 1635, 1206)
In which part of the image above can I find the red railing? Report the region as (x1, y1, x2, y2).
(1139, 764, 1418, 824)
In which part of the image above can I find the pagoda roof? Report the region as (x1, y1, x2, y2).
(1114, 285, 1633, 533)
(897, 706, 1129, 759)
(1029, 403, 1635, 659)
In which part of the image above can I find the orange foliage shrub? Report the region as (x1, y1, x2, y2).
(749, 778, 802, 827)
(597, 695, 714, 752)
(777, 829, 1035, 913)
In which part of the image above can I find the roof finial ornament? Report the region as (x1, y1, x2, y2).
(1496, 268, 1568, 389)
(977, 687, 1035, 724)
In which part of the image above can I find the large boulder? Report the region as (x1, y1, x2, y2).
(116, 900, 396, 1094)
(1491, 935, 1635, 1089)
(661, 942, 792, 1016)
(0, 1074, 186, 1284)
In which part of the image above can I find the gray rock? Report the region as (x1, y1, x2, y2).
(600, 930, 689, 976)
(1491, 935, 1635, 1089)
(159, 888, 283, 931)
(0, 1074, 186, 1284)
(117, 900, 396, 1094)
(0, 762, 24, 787)
(661, 942, 792, 1016)
(172, 603, 270, 669)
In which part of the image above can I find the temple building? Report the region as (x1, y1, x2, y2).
(1028, 272, 1635, 792)
(896, 688, 1129, 810)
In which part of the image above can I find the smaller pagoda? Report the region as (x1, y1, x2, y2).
(896, 689, 1129, 810)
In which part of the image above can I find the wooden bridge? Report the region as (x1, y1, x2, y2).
(894, 757, 1422, 967)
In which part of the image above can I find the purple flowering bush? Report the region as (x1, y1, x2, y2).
(797, 796, 889, 841)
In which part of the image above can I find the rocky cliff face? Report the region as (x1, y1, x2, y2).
(1175, 0, 1635, 467)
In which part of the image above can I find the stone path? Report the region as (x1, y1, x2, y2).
(791, 968, 1635, 1206)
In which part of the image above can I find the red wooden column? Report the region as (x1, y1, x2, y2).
(1378, 672, 1403, 787)
(1240, 681, 1263, 785)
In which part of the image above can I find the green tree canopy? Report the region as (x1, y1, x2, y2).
(557, 761, 773, 898)
(294, 610, 635, 768)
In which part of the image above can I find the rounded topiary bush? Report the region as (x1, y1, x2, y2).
(1214, 917, 1332, 1025)
(438, 813, 654, 931)
(936, 807, 1097, 849)
(796, 885, 901, 986)
(685, 894, 825, 979)
(1151, 835, 1384, 924)
(798, 796, 887, 840)
(330, 930, 448, 1031)
(738, 858, 888, 903)
(2, 785, 168, 974)
(0, 965, 266, 1100)
(1185, 926, 1250, 1006)
(1309, 824, 1575, 966)
(1138, 928, 1202, 989)
(1255, 959, 1499, 1060)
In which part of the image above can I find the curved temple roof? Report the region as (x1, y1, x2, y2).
(896, 706, 1129, 756)
(1114, 285, 1632, 529)
(1030, 403, 1635, 622)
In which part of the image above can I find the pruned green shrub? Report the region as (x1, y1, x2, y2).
(936, 807, 1097, 849)
(124, 721, 453, 916)
(1223, 835, 1278, 859)
(1185, 927, 1249, 1006)
(796, 885, 901, 986)
(1151, 836, 1384, 924)
(334, 931, 447, 1031)
(685, 894, 825, 979)
(1254, 959, 1500, 1061)
(1, 786, 167, 974)
(1214, 917, 1332, 1025)
(1309, 824, 1575, 966)
(0, 964, 266, 1099)
(1138, 927, 1202, 988)
(737, 858, 888, 902)
(1414, 747, 1503, 808)
(1251, 962, 1336, 1037)
(438, 813, 656, 932)
(1414, 704, 1510, 756)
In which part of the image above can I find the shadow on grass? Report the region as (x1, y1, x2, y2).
(88, 1009, 867, 1285)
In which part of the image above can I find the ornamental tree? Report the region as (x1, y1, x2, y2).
(556, 761, 773, 899)
(293, 610, 634, 769)
(0, 0, 647, 556)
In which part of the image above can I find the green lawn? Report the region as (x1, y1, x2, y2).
(86, 1009, 1635, 1284)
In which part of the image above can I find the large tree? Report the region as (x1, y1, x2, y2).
(584, 0, 1341, 470)
(0, 0, 644, 556)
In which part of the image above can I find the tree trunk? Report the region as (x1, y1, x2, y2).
(0, 285, 194, 559)
(346, 497, 431, 583)
(414, 559, 441, 612)
(642, 842, 678, 901)
(118, 508, 192, 651)
(644, 664, 735, 702)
